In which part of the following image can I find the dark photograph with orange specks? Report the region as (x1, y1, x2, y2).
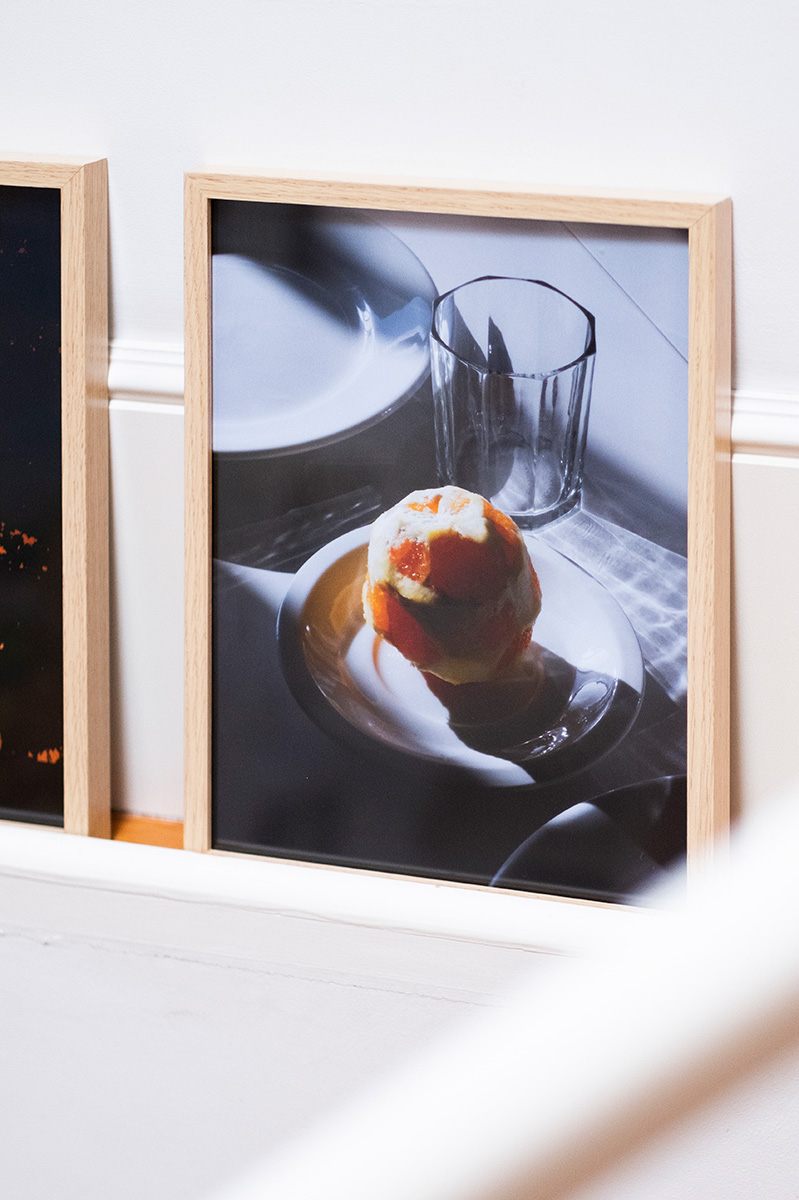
(0, 185, 63, 824)
(211, 200, 689, 904)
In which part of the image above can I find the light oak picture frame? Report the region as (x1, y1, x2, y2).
(0, 155, 109, 837)
(185, 170, 731, 904)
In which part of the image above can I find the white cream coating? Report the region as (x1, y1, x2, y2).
(363, 486, 542, 683)
(366, 486, 489, 604)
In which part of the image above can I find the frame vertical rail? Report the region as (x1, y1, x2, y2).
(184, 176, 213, 852)
(61, 158, 110, 837)
(687, 199, 733, 875)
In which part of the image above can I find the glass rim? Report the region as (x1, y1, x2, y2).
(430, 275, 597, 380)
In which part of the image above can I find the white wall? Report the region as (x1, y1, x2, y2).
(2, 0, 797, 392)
(2, 0, 797, 393)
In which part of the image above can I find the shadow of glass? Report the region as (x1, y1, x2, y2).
(423, 645, 643, 784)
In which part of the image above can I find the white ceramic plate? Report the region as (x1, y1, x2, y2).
(277, 527, 645, 787)
(212, 212, 437, 456)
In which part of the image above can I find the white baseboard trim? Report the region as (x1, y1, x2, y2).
(107, 340, 799, 455)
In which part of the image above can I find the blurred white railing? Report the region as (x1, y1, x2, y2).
(207, 792, 799, 1200)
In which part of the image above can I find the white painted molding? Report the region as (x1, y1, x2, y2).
(0, 822, 656, 959)
(107, 340, 799, 454)
(108, 339, 184, 401)
(732, 390, 799, 457)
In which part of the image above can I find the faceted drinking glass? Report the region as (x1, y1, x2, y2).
(430, 276, 596, 527)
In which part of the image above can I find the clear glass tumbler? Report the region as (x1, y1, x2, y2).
(430, 276, 596, 527)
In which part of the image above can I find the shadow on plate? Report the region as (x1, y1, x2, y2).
(424, 655, 642, 783)
(490, 775, 687, 904)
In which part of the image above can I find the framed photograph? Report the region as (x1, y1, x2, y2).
(185, 171, 731, 906)
(0, 156, 109, 836)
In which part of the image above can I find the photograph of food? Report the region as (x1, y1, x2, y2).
(211, 199, 689, 904)
(0, 184, 64, 823)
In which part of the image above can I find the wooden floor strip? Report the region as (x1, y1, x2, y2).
(111, 813, 184, 849)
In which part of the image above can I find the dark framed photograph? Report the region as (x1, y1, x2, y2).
(0, 156, 109, 835)
(185, 172, 731, 906)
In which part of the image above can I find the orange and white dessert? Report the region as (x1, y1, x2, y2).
(363, 486, 542, 684)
